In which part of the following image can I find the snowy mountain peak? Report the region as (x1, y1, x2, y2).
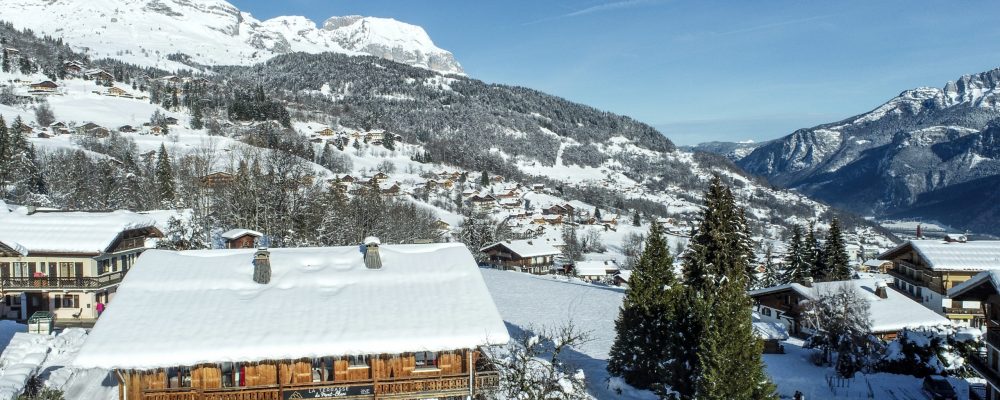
(0, 0, 464, 74)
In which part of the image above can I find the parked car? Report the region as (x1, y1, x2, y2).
(922, 376, 957, 400)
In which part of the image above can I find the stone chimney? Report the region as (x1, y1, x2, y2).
(253, 248, 271, 284)
(363, 237, 382, 270)
(875, 280, 888, 299)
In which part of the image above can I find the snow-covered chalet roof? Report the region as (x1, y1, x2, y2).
(220, 228, 263, 240)
(750, 279, 950, 334)
(0, 209, 157, 255)
(948, 270, 1000, 300)
(574, 261, 619, 276)
(74, 244, 510, 370)
(480, 239, 560, 258)
(879, 240, 1000, 271)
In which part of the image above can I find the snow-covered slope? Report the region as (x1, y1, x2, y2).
(0, 0, 463, 74)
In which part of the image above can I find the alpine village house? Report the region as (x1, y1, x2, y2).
(949, 271, 1000, 400)
(75, 238, 510, 400)
(879, 237, 1000, 327)
(479, 239, 561, 275)
(0, 209, 161, 322)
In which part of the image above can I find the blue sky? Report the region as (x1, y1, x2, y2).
(229, 0, 1000, 145)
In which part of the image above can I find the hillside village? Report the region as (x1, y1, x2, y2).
(1, 19, 1000, 400)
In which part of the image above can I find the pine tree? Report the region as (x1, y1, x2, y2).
(0, 116, 9, 197)
(594, 207, 602, 221)
(190, 104, 204, 130)
(480, 170, 489, 187)
(1, 51, 8, 73)
(822, 218, 852, 280)
(607, 222, 678, 391)
(804, 222, 824, 280)
(781, 225, 810, 284)
(382, 132, 395, 150)
(758, 244, 780, 289)
(155, 144, 175, 204)
(673, 175, 777, 399)
(632, 211, 641, 227)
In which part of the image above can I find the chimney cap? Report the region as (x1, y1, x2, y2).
(363, 236, 381, 246)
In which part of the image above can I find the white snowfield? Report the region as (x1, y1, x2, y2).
(0, 0, 463, 74)
(74, 244, 510, 370)
(882, 240, 1000, 271)
(750, 279, 951, 334)
(0, 208, 156, 255)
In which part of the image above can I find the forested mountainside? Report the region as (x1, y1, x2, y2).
(738, 68, 1000, 234)
(682, 140, 764, 162)
(0, 20, 894, 247)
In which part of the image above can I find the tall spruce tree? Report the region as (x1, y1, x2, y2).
(758, 244, 780, 289)
(607, 222, 678, 391)
(822, 218, 852, 280)
(155, 143, 175, 204)
(674, 176, 777, 399)
(0, 116, 9, 198)
(781, 225, 810, 284)
(804, 223, 825, 280)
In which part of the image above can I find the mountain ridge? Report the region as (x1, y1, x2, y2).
(0, 0, 463, 74)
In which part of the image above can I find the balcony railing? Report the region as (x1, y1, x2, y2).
(139, 371, 501, 400)
(0, 271, 125, 290)
(943, 307, 984, 316)
(968, 350, 1000, 390)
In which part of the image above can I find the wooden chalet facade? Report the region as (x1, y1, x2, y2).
(0, 210, 161, 321)
(220, 229, 263, 249)
(480, 239, 561, 274)
(880, 239, 1000, 327)
(950, 271, 1000, 400)
(75, 242, 508, 400)
(750, 278, 949, 340)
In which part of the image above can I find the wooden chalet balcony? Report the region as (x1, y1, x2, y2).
(138, 370, 501, 400)
(943, 306, 984, 316)
(1, 271, 125, 290)
(969, 350, 1000, 391)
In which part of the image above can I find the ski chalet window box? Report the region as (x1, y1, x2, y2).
(74, 240, 510, 400)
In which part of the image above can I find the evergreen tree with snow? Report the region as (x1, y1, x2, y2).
(382, 131, 395, 150)
(190, 104, 204, 130)
(632, 211, 641, 227)
(822, 218, 852, 280)
(34, 101, 55, 127)
(758, 244, 780, 289)
(781, 225, 811, 284)
(673, 175, 776, 399)
(0, 116, 9, 197)
(607, 221, 678, 392)
(804, 222, 824, 279)
(594, 207, 602, 222)
(479, 170, 489, 187)
(154, 143, 175, 204)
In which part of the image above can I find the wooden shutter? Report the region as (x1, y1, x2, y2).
(333, 359, 348, 381)
(197, 365, 221, 389)
(47, 263, 56, 277)
(293, 359, 311, 384)
(190, 366, 204, 388)
(74, 262, 83, 278)
(0, 263, 8, 278)
(27, 262, 35, 276)
(257, 362, 277, 385)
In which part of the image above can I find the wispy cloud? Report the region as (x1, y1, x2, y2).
(524, 0, 667, 25)
(716, 14, 838, 36)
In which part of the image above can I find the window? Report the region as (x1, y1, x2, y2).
(98, 260, 109, 275)
(761, 308, 772, 317)
(221, 362, 243, 388)
(58, 262, 75, 278)
(312, 357, 334, 382)
(11, 263, 29, 278)
(414, 352, 438, 369)
(166, 367, 191, 388)
(348, 355, 368, 368)
(54, 295, 78, 309)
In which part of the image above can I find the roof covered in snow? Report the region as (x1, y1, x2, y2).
(879, 240, 1000, 271)
(481, 239, 560, 258)
(220, 228, 263, 240)
(74, 244, 510, 370)
(574, 261, 619, 276)
(0, 209, 158, 255)
(750, 279, 951, 334)
(751, 312, 789, 341)
(948, 270, 1000, 300)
